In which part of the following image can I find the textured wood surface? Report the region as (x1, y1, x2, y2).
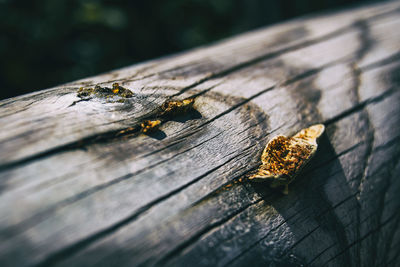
(1, 1, 400, 266)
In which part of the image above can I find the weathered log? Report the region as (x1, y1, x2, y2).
(1, 1, 400, 266)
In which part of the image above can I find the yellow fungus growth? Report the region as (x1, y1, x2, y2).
(112, 83, 120, 94)
(248, 124, 325, 194)
(140, 120, 162, 133)
(117, 127, 135, 136)
(77, 83, 133, 99)
(160, 98, 195, 117)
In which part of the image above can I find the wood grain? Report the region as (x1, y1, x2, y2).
(0, 1, 400, 266)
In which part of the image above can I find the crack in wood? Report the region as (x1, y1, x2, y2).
(380, 167, 400, 266)
(323, 87, 397, 126)
(222, 204, 311, 267)
(0, 96, 201, 172)
(33, 152, 245, 267)
(351, 18, 378, 267)
(1, 131, 225, 241)
(322, 211, 399, 266)
(307, 242, 337, 265)
(155, 198, 264, 267)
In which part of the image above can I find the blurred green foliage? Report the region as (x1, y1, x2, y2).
(0, 0, 379, 99)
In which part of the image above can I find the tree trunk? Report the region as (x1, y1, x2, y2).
(1, 1, 400, 266)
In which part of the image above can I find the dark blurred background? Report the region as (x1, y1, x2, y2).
(0, 0, 386, 100)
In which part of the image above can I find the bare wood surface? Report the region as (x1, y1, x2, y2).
(1, 1, 400, 266)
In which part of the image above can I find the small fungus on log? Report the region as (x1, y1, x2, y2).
(140, 120, 162, 133)
(159, 98, 195, 118)
(249, 124, 325, 194)
(139, 98, 196, 133)
(77, 83, 133, 99)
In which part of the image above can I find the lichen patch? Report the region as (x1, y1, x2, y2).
(159, 98, 195, 118)
(248, 124, 325, 194)
(77, 83, 133, 99)
(140, 120, 162, 133)
(139, 97, 196, 134)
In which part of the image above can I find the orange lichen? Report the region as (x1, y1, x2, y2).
(140, 119, 162, 133)
(293, 124, 325, 144)
(77, 83, 133, 99)
(136, 97, 197, 136)
(248, 124, 325, 194)
(116, 127, 135, 136)
(259, 135, 313, 177)
(112, 83, 133, 98)
(160, 98, 195, 117)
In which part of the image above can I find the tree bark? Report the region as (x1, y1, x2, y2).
(1, 1, 400, 266)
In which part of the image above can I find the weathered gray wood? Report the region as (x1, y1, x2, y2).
(1, 1, 400, 266)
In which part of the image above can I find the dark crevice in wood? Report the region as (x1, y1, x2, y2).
(287, 225, 321, 250)
(188, 169, 259, 211)
(0, 126, 141, 172)
(236, 115, 269, 136)
(306, 141, 364, 174)
(33, 192, 181, 267)
(315, 192, 359, 221)
(358, 197, 400, 226)
(360, 51, 400, 72)
(312, 217, 365, 266)
(229, 191, 359, 266)
(33, 153, 242, 267)
(381, 171, 400, 265)
(222, 204, 311, 267)
(0, 87, 67, 108)
(322, 211, 399, 266)
(356, 163, 400, 220)
(322, 184, 400, 266)
(374, 134, 400, 152)
(187, 81, 223, 99)
(282, 60, 342, 86)
(0, 97, 201, 172)
(155, 198, 264, 267)
(196, 87, 275, 129)
(68, 98, 92, 107)
(0, 99, 41, 119)
(352, 18, 376, 266)
(323, 86, 397, 126)
(1, 131, 224, 239)
(307, 242, 337, 265)
(369, 157, 395, 265)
